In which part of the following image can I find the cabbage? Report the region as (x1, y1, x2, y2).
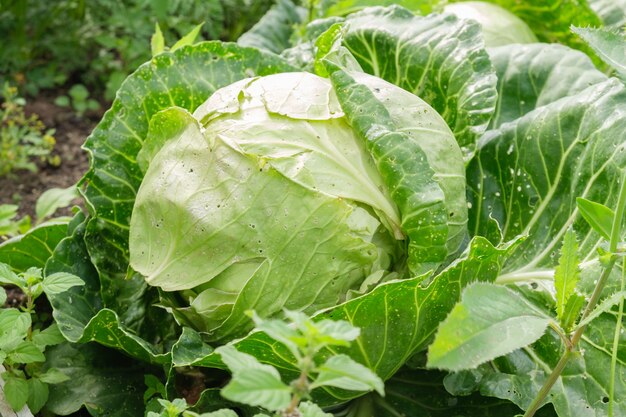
(128, 71, 466, 341)
(443, 1, 538, 47)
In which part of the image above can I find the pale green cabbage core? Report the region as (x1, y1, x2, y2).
(444, 2, 538, 47)
(129, 72, 464, 341)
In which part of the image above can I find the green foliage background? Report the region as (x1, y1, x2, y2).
(0, 0, 273, 99)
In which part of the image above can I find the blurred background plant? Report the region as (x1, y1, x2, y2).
(0, 83, 58, 178)
(0, 185, 78, 241)
(0, 0, 274, 101)
(0, 0, 278, 233)
(53, 84, 100, 118)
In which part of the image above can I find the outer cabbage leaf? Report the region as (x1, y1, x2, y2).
(325, 1, 601, 63)
(0, 221, 68, 271)
(45, 213, 175, 364)
(487, 43, 607, 129)
(465, 78, 626, 415)
(588, 0, 626, 29)
(468, 79, 626, 274)
(237, 0, 306, 54)
(362, 369, 557, 416)
(43, 342, 153, 417)
(443, 1, 537, 46)
(338, 6, 498, 152)
(448, 0, 602, 60)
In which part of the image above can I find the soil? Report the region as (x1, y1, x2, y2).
(0, 93, 103, 219)
(3, 286, 25, 308)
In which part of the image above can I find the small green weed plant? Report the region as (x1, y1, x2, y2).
(0, 185, 79, 241)
(54, 84, 100, 118)
(148, 311, 383, 417)
(0, 263, 83, 413)
(0, 1, 274, 99)
(428, 174, 626, 417)
(0, 83, 58, 177)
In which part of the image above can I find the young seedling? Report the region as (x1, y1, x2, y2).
(0, 185, 79, 241)
(151, 23, 204, 57)
(0, 205, 30, 240)
(215, 311, 384, 417)
(0, 83, 58, 178)
(0, 263, 83, 413)
(54, 84, 100, 117)
(147, 397, 237, 417)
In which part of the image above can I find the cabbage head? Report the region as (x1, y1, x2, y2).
(129, 71, 466, 341)
(444, 1, 538, 47)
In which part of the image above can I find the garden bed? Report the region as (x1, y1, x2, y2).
(0, 95, 96, 218)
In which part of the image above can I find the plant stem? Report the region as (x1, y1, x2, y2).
(571, 258, 617, 345)
(524, 266, 616, 417)
(548, 321, 571, 349)
(609, 173, 626, 254)
(524, 259, 619, 417)
(608, 261, 625, 417)
(604, 173, 626, 417)
(283, 351, 314, 416)
(284, 371, 308, 416)
(524, 173, 626, 417)
(523, 349, 572, 417)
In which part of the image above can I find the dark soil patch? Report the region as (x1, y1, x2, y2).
(176, 370, 208, 406)
(3, 285, 25, 308)
(0, 93, 102, 219)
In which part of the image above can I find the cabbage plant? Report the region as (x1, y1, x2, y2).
(4, 2, 625, 417)
(129, 71, 466, 341)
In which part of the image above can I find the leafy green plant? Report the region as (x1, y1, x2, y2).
(151, 22, 205, 57)
(54, 84, 100, 117)
(0, 83, 58, 177)
(0, 185, 79, 241)
(0, 0, 275, 99)
(216, 311, 383, 416)
(15, 2, 626, 417)
(146, 312, 382, 417)
(428, 176, 626, 417)
(34, 186, 80, 223)
(0, 263, 83, 413)
(0, 0, 84, 95)
(149, 398, 236, 417)
(0, 205, 31, 240)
